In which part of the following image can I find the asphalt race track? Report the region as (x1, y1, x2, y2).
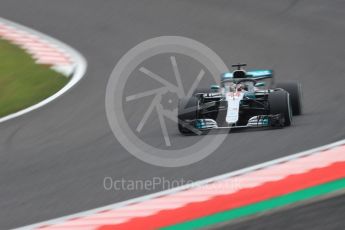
(1, 0, 345, 229)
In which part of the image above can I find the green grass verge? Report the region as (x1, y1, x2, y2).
(162, 177, 345, 230)
(0, 38, 68, 118)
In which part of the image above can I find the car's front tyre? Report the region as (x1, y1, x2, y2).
(269, 91, 292, 126)
(275, 82, 302, 115)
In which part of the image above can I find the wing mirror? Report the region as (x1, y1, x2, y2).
(255, 82, 266, 87)
(210, 84, 220, 92)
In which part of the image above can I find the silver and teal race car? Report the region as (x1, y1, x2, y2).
(178, 64, 302, 134)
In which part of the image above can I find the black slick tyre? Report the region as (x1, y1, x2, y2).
(275, 82, 302, 115)
(269, 90, 292, 126)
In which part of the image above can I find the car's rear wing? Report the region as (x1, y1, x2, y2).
(221, 69, 274, 82)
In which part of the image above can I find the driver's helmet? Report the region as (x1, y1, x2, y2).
(236, 83, 247, 91)
(223, 80, 251, 93)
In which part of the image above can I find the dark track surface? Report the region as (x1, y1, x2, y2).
(215, 193, 345, 230)
(0, 0, 345, 229)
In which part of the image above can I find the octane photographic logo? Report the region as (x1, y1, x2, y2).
(105, 36, 229, 167)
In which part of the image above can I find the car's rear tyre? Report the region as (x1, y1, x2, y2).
(275, 82, 302, 115)
(269, 91, 292, 126)
(178, 96, 198, 134)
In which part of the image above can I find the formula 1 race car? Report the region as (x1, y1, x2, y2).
(178, 64, 302, 134)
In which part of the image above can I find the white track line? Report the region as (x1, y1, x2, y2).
(16, 138, 345, 229)
(0, 17, 87, 124)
